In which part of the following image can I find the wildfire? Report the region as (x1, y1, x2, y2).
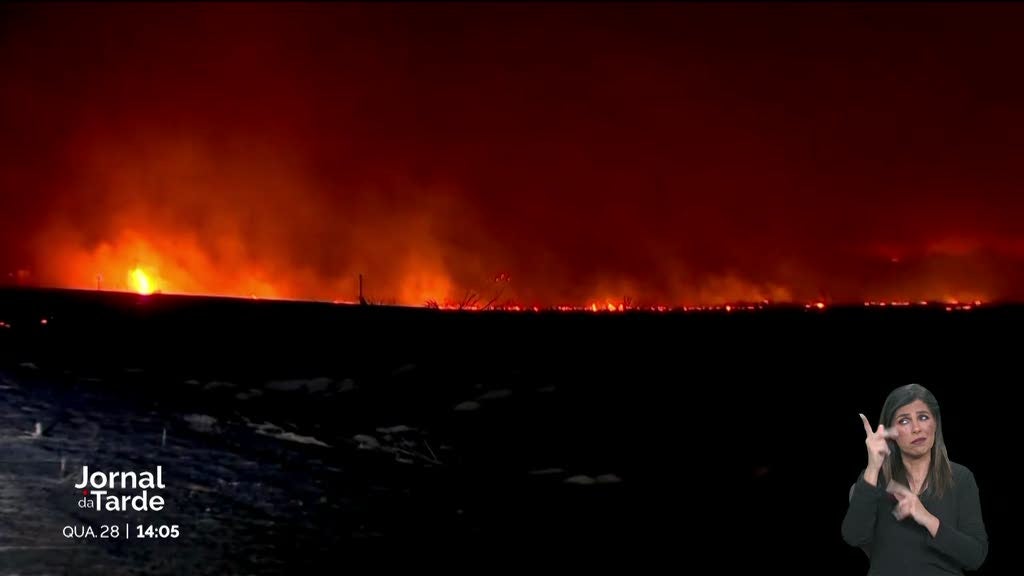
(20, 230, 995, 312)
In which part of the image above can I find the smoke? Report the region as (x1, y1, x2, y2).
(3, 3, 1024, 305)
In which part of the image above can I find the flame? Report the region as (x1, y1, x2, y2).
(130, 267, 154, 295)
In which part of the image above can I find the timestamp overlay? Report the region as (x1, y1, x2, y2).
(0, 383, 205, 573)
(0, 370, 373, 574)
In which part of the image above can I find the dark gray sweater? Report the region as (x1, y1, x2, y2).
(841, 461, 988, 575)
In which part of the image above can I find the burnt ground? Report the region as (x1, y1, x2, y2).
(0, 287, 1015, 573)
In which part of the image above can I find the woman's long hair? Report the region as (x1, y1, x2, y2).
(880, 383, 954, 498)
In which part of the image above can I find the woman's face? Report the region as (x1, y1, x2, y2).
(891, 399, 936, 458)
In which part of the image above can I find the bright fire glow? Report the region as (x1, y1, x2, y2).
(19, 228, 995, 312)
(130, 267, 154, 295)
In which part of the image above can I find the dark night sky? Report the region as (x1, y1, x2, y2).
(2, 2, 1024, 306)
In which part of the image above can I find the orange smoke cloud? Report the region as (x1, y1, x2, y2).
(27, 132, 472, 305)
(6, 3, 1024, 307)
(40, 228, 289, 299)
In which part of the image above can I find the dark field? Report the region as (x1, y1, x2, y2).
(0, 287, 1013, 573)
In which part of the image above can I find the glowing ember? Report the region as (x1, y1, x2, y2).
(130, 268, 154, 295)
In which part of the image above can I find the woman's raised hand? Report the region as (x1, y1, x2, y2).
(860, 413, 897, 474)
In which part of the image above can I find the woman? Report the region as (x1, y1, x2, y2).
(841, 383, 988, 574)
